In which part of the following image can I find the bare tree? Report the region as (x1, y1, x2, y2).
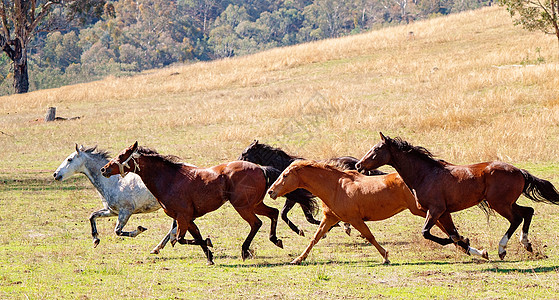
(0, 0, 104, 94)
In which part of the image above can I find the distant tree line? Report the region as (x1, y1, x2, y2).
(0, 0, 492, 95)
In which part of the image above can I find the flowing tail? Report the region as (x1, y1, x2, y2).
(521, 169, 559, 205)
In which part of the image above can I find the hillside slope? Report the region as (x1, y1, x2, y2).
(1, 6, 558, 171)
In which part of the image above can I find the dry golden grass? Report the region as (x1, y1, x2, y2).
(1, 6, 558, 170)
(2, 7, 559, 299)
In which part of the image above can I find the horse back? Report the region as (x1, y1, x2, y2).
(218, 161, 268, 202)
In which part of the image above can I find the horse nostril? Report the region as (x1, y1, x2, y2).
(356, 163, 362, 170)
(53, 172, 57, 178)
(100, 167, 106, 173)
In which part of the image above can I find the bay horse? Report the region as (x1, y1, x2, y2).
(101, 142, 284, 265)
(53, 144, 177, 254)
(357, 132, 559, 260)
(239, 140, 386, 236)
(267, 160, 461, 264)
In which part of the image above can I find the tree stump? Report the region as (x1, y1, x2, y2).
(45, 107, 56, 122)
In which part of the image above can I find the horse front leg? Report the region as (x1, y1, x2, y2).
(421, 209, 454, 246)
(89, 208, 116, 248)
(437, 212, 488, 259)
(114, 211, 147, 238)
(150, 219, 178, 254)
(291, 215, 339, 265)
(187, 221, 214, 265)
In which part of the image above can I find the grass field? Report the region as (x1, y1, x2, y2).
(1, 6, 559, 299)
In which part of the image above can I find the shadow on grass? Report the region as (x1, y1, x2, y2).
(482, 265, 559, 274)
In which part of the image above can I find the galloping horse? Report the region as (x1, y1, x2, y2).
(357, 133, 559, 260)
(267, 160, 458, 264)
(53, 144, 176, 254)
(101, 142, 284, 265)
(239, 140, 385, 236)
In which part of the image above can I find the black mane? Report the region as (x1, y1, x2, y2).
(136, 146, 183, 165)
(388, 136, 443, 166)
(240, 141, 301, 170)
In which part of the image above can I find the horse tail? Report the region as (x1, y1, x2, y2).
(520, 169, 559, 205)
(260, 166, 283, 190)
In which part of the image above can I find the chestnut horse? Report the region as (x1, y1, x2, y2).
(239, 140, 386, 236)
(267, 160, 464, 264)
(101, 142, 284, 265)
(357, 132, 559, 260)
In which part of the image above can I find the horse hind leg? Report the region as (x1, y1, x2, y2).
(114, 211, 147, 238)
(281, 198, 305, 236)
(89, 208, 116, 248)
(151, 219, 179, 254)
(255, 203, 283, 249)
(349, 219, 390, 264)
(493, 203, 533, 260)
(234, 208, 263, 260)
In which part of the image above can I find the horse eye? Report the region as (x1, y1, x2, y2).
(68, 158, 73, 162)
(283, 174, 287, 178)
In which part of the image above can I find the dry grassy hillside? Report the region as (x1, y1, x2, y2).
(1, 6, 559, 171)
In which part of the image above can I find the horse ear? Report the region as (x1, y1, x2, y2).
(251, 139, 258, 146)
(379, 132, 386, 141)
(132, 141, 138, 151)
(75, 143, 80, 154)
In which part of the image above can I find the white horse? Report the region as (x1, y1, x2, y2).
(53, 144, 177, 254)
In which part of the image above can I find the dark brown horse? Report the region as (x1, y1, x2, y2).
(267, 160, 457, 264)
(101, 142, 284, 265)
(357, 132, 559, 260)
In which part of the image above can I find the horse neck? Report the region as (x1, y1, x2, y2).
(297, 166, 342, 205)
(259, 148, 295, 170)
(135, 155, 183, 202)
(389, 149, 436, 190)
(82, 154, 115, 197)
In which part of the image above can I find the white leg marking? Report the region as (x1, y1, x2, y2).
(520, 232, 530, 248)
(498, 235, 509, 255)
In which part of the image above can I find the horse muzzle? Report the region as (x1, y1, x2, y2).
(268, 189, 278, 200)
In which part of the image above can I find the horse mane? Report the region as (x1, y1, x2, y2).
(387, 136, 445, 167)
(243, 141, 301, 170)
(81, 146, 111, 161)
(136, 146, 183, 165)
(290, 159, 356, 174)
(252, 142, 300, 161)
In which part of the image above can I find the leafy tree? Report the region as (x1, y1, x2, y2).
(500, 0, 559, 56)
(0, 0, 105, 94)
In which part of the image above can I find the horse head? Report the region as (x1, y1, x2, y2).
(356, 132, 393, 172)
(238, 140, 260, 161)
(53, 144, 88, 181)
(101, 141, 140, 178)
(267, 163, 301, 199)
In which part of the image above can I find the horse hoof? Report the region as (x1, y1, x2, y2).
(526, 243, 533, 253)
(345, 227, 351, 236)
(298, 229, 305, 237)
(150, 249, 160, 254)
(241, 249, 253, 260)
(481, 250, 489, 260)
(93, 238, 100, 248)
(383, 259, 391, 265)
(276, 239, 283, 249)
(170, 239, 177, 247)
(207, 260, 215, 266)
(290, 258, 303, 265)
(499, 251, 507, 260)
(138, 226, 147, 232)
(206, 238, 213, 248)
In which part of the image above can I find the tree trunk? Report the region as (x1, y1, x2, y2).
(13, 59, 29, 94)
(45, 107, 56, 122)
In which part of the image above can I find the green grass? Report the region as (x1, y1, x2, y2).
(1, 174, 559, 299)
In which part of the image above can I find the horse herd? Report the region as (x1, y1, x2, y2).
(53, 133, 559, 265)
